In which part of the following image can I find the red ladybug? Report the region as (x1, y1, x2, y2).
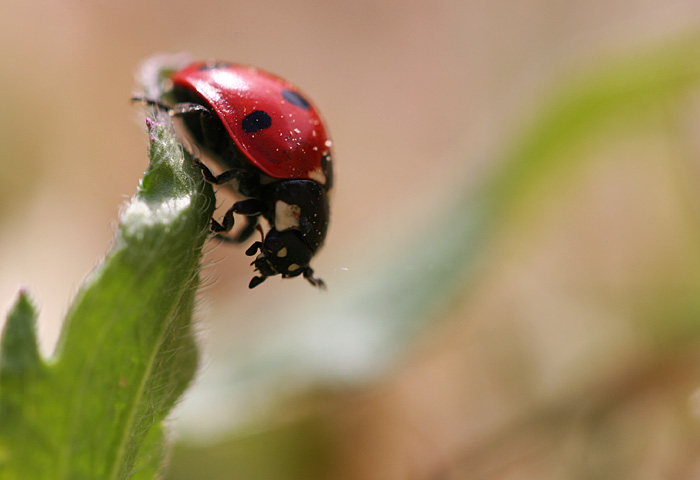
(140, 60, 333, 288)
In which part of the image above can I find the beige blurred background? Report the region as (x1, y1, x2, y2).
(4, 1, 700, 479)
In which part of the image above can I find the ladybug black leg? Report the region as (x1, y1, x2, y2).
(213, 214, 260, 243)
(210, 198, 265, 238)
(232, 198, 266, 215)
(249, 275, 267, 289)
(193, 158, 254, 186)
(303, 267, 326, 290)
(245, 241, 263, 256)
(210, 213, 234, 233)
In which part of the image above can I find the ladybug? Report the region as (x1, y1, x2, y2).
(139, 60, 333, 288)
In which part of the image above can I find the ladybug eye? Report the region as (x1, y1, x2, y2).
(282, 90, 310, 110)
(265, 235, 283, 251)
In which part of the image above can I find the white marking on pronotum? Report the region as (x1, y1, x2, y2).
(275, 200, 301, 231)
(307, 167, 326, 185)
(287, 263, 300, 272)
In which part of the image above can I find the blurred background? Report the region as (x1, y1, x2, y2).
(4, 0, 700, 478)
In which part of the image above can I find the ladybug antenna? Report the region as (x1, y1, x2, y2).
(256, 224, 265, 242)
(131, 94, 172, 112)
(245, 227, 266, 259)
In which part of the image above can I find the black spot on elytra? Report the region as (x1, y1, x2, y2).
(282, 89, 310, 110)
(198, 61, 232, 71)
(242, 110, 272, 133)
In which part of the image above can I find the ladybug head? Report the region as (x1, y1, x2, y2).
(246, 228, 316, 288)
(244, 180, 329, 289)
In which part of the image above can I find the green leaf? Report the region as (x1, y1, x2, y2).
(0, 113, 215, 479)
